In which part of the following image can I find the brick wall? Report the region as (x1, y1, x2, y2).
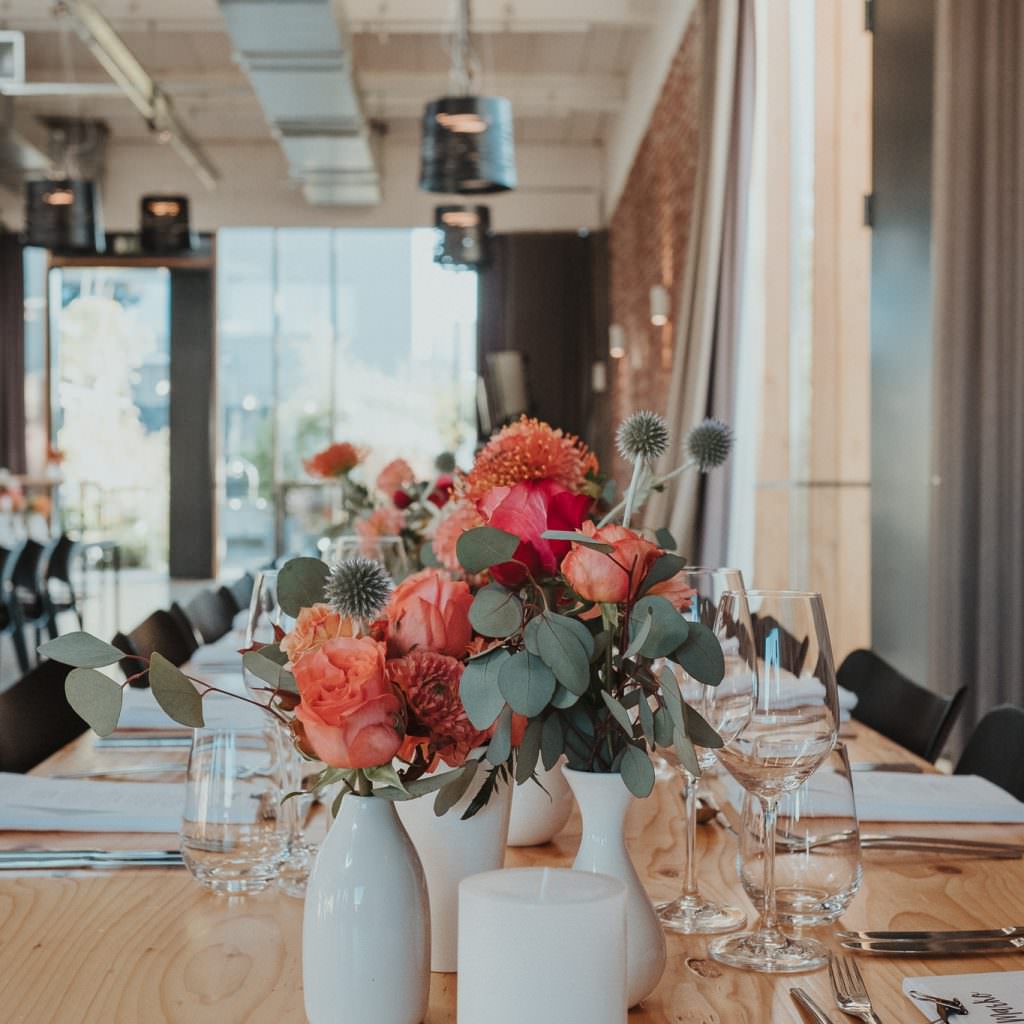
(608, 14, 703, 481)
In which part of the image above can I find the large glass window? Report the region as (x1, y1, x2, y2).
(217, 228, 477, 569)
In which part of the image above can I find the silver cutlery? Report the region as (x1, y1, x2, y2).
(791, 986, 839, 1023)
(698, 795, 736, 835)
(850, 762, 924, 773)
(840, 925, 1024, 941)
(0, 849, 183, 870)
(95, 735, 192, 748)
(777, 830, 1022, 857)
(54, 764, 188, 779)
(841, 936, 1024, 956)
(860, 832, 1023, 851)
(829, 955, 884, 1023)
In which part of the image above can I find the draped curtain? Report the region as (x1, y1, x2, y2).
(930, 0, 1024, 744)
(0, 231, 26, 474)
(643, 0, 756, 562)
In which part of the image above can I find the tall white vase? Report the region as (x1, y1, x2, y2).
(303, 795, 430, 1024)
(507, 759, 575, 847)
(397, 764, 513, 972)
(562, 766, 667, 1008)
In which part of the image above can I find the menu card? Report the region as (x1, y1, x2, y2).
(904, 972, 1024, 1021)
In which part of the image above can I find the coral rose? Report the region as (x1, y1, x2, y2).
(645, 573, 696, 612)
(280, 603, 353, 663)
(388, 651, 488, 769)
(386, 568, 473, 658)
(479, 479, 592, 587)
(561, 521, 661, 604)
(376, 458, 415, 495)
(304, 441, 364, 479)
(292, 636, 404, 769)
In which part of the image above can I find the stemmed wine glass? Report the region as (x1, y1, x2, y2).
(704, 590, 840, 972)
(656, 568, 747, 935)
(332, 534, 410, 582)
(243, 569, 318, 898)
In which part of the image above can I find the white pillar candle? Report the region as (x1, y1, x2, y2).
(458, 868, 628, 1024)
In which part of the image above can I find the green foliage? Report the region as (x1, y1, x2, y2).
(433, 760, 480, 816)
(276, 557, 330, 617)
(637, 553, 687, 596)
(456, 526, 520, 574)
(540, 714, 564, 771)
(468, 584, 523, 638)
(242, 647, 297, 693)
(515, 718, 545, 784)
(39, 632, 124, 669)
(524, 611, 593, 695)
(619, 744, 655, 797)
(498, 651, 557, 717)
(65, 668, 123, 736)
(539, 530, 613, 552)
(459, 647, 510, 730)
(671, 620, 726, 685)
(600, 691, 635, 739)
(654, 527, 677, 551)
(149, 653, 205, 728)
(485, 706, 514, 765)
(628, 595, 690, 657)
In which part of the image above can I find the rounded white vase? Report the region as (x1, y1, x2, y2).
(303, 795, 430, 1024)
(397, 763, 513, 972)
(562, 765, 667, 1008)
(507, 759, 575, 847)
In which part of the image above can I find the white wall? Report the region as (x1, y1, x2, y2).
(1, 135, 604, 233)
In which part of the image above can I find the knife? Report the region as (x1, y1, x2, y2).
(0, 857, 182, 871)
(839, 926, 1024, 941)
(95, 736, 192, 748)
(790, 987, 838, 1023)
(860, 833, 1024, 852)
(0, 849, 181, 861)
(841, 937, 1024, 956)
(851, 762, 925, 773)
(858, 841, 1021, 858)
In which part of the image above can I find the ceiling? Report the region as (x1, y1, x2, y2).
(0, 0, 652, 155)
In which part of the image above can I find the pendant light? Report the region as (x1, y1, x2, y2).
(419, 0, 516, 194)
(433, 204, 491, 268)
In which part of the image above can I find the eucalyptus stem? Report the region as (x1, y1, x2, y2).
(620, 459, 645, 530)
(354, 769, 373, 797)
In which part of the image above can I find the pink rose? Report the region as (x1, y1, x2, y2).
(386, 569, 473, 658)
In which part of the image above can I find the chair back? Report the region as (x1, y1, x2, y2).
(225, 572, 255, 615)
(116, 610, 196, 686)
(169, 601, 201, 655)
(10, 539, 43, 592)
(45, 533, 77, 584)
(184, 589, 235, 644)
(837, 648, 966, 762)
(0, 659, 86, 772)
(955, 705, 1024, 801)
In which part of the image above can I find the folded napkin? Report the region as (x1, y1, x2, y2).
(904, 972, 1024, 1021)
(187, 638, 245, 670)
(0, 774, 183, 832)
(119, 689, 266, 731)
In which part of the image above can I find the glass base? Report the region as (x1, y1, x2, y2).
(276, 842, 316, 899)
(708, 930, 831, 973)
(657, 897, 746, 935)
(205, 877, 272, 896)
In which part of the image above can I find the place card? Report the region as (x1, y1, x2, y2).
(904, 972, 1024, 1021)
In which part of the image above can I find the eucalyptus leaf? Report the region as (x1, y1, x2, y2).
(419, 541, 442, 569)
(515, 718, 545, 784)
(682, 702, 724, 748)
(600, 691, 635, 739)
(623, 605, 653, 660)
(364, 764, 407, 792)
(149, 653, 205, 727)
(653, 706, 675, 747)
(243, 648, 294, 690)
(433, 760, 479, 816)
(276, 557, 330, 617)
(637, 553, 688, 596)
(658, 664, 685, 733)
(498, 651, 557, 717)
(461, 767, 499, 820)
(654, 527, 677, 552)
(459, 647, 510, 729)
(39, 632, 125, 669)
(540, 714, 564, 770)
(550, 683, 580, 709)
(673, 727, 701, 776)
(638, 693, 656, 745)
(524, 612, 592, 695)
(628, 595, 690, 658)
(539, 530, 614, 552)
(65, 668, 123, 736)
(619, 744, 655, 798)
(456, 526, 521, 574)
(468, 584, 523, 638)
(485, 706, 514, 766)
(672, 621, 726, 685)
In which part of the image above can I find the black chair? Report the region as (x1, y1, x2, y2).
(184, 588, 236, 644)
(115, 610, 197, 686)
(0, 545, 30, 675)
(220, 572, 254, 616)
(837, 648, 966, 762)
(0, 658, 86, 772)
(168, 602, 201, 656)
(955, 705, 1024, 801)
(39, 532, 83, 636)
(9, 540, 51, 647)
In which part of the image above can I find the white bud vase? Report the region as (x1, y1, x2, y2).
(303, 795, 430, 1024)
(562, 766, 667, 1008)
(397, 763, 512, 972)
(507, 758, 575, 846)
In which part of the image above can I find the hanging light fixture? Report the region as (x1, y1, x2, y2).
(434, 204, 491, 268)
(419, 0, 516, 194)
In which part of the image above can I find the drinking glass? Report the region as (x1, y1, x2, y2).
(332, 534, 410, 582)
(704, 590, 840, 972)
(737, 743, 861, 927)
(181, 727, 286, 894)
(243, 570, 318, 898)
(656, 568, 748, 935)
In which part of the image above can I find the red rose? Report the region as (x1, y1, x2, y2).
(427, 474, 454, 508)
(392, 489, 413, 510)
(478, 479, 591, 586)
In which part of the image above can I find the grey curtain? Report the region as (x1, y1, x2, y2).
(930, 0, 1024, 745)
(0, 231, 26, 474)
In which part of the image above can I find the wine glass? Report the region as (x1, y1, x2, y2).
(244, 570, 318, 899)
(332, 534, 409, 582)
(656, 568, 748, 935)
(704, 590, 840, 972)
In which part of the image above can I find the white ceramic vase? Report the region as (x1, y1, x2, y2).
(397, 763, 513, 972)
(507, 759, 575, 847)
(562, 766, 667, 1008)
(303, 795, 430, 1024)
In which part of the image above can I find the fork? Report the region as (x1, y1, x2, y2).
(829, 955, 884, 1023)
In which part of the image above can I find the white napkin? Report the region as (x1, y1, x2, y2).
(0, 774, 183, 832)
(904, 972, 1024, 1021)
(849, 772, 1024, 823)
(187, 637, 245, 670)
(119, 690, 265, 731)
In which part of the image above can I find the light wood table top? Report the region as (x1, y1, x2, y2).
(0, 724, 1022, 1022)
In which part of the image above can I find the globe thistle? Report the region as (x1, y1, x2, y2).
(324, 557, 393, 621)
(616, 410, 670, 463)
(686, 418, 733, 472)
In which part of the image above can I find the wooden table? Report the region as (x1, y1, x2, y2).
(0, 725, 1022, 1023)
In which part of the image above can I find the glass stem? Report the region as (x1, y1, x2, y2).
(758, 796, 785, 944)
(680, 769, 700, 903)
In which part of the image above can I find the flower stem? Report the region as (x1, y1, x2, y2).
(354, 769, 373, 797)
(598, 456, 698, 529)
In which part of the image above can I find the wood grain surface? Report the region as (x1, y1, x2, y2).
(0, 724, 1022, 1022)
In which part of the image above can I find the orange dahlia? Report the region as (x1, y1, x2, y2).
(388, 650, 489, 769)
(303, 441, 365, 479)
(459, 417, 599, 502)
